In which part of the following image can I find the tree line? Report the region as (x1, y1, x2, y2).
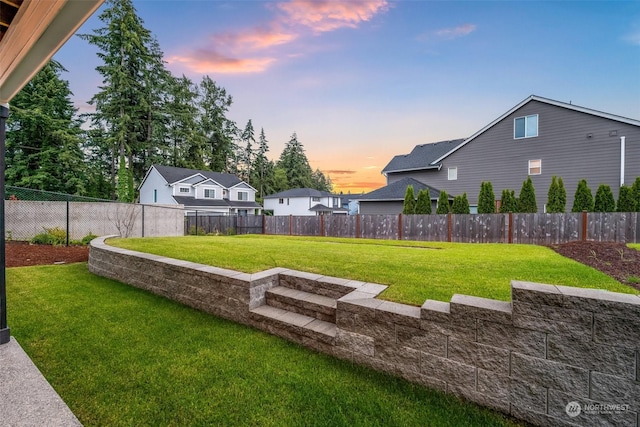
(5, 0, 331, 202)
(403, 176, 640, 214)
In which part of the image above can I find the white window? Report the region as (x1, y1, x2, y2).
(515, 114, 538, 139)
(179, 186, 190, 194)
(312, 197, 320, 202)
(238, 191, 248, 201)
(448, 167, 458, 181)
(204, 188, 215, 198)
(528, 159, 541, 175)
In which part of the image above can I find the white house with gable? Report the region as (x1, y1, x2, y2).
(263, 188, 348, 216)
(139, 165, 262, 215)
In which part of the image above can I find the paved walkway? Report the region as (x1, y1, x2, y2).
(0, 337, 81, 427)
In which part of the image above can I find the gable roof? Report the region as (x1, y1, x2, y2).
(173, 196, 261, 209)
(431, 95, 640, 164)
(264, 188, 333, 199)
(152, 165, 243, 189)
(382, 139, 465, 175)
(355, 177, 444, 201)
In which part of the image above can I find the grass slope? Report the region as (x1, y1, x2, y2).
(8, 264, 521, 427)
(109, 235, 637, 305)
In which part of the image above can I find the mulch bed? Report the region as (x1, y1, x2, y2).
(3, 240, 640, 292)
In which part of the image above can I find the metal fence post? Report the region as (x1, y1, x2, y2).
(0, 104, 10, 344)
(66, 196, 70, 246)
(141, 205, 145, 237)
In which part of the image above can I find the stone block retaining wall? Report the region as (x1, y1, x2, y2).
(89, 236, 640, 427)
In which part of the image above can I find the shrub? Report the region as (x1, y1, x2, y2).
(451, 193, 470, 214)
(436, 191, 450, 214)
(188, 225, 206, 236)
(81, 233, 99, 245)
(572, 179, 593, 212)
(402, 185, 416, 214)
(616, 185, 637, 212)
(547, 176, 566, 213)
(632, 177, 640, 212)
(594, 184, 616, 212)
(415, 189, 432, 214)
(477, 182, 495, 214)
(31, 227, 67, 246)
(517, 177, 537, 213)
(499, 189, 517, 213)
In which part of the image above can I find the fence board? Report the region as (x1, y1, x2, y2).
(361, 214, 398, 240)
(325, 215, 356, 238)
(402, 214, 448, 241)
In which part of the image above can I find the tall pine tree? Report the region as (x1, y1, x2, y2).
(572, 179, 594, 212)
(402, 185, 416, 214)
(277, 132, 314, 188)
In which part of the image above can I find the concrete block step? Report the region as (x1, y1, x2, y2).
(266, 286, 337, 322)
(250, 305, 336, 345)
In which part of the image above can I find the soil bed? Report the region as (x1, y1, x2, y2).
(5, 241, 89, 267)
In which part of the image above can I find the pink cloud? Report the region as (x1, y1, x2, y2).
(276, 0, 390, 33)
(435, 24, 477, 39)
(212, 26, 298, 51)
(168, 50, 276, 74)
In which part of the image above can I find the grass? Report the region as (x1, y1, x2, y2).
(108, 235, 638, 305)
(8, 263, 522, 427)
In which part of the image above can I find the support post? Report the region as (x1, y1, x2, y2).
(582, 210, 588, 241)
(508, 212, 513, 244)
(141, 205, 145, 237)
(447, 213, 452, 242)
(1, 104, 10, 344)
(356, 214, 361, 238)
(66, 197, 70, 246)
(398, 213, 403, 240)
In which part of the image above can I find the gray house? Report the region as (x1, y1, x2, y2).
(379, 95, 640, 212)
(139, 165, 262, 215)
(356, 177, 446, 214)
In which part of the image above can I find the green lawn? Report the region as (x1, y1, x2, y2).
(8, 263, 522, 427)
(108, 235, 638, 305)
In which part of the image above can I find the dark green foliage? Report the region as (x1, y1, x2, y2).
(499, 189, 517, 213)
(117, 155, 134, 202)
(477, 182, 495, 214)
(311, 168, 333, 192)
(31, 227, 67, 246)
(593, 184, 616, 212)
(632, 177, 640, 212)
(277, 132, 314, 189)
(572, 179, 594, 212)
(616, 185, 637, 212)
(403, 186, 416, 214)
(250, 128, 272, 199)
(436, 191, 450, 214)
(517, 177, 537, 213)
(415, 189, 432, 214)
(451, 193, 470, 214)
(6, 61, 86, 195)
(546, 176, 567, 213)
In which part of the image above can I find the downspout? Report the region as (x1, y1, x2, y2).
(1, 104, 10, 344)
(620, 136, 626, 187)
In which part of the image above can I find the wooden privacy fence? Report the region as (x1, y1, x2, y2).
(261, 212, 640, 244)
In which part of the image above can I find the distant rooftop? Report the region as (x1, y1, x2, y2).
(381, 139, 465, 175)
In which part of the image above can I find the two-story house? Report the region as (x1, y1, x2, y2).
(139, 165, 262, 215)
(263, 188, 348, 216)
(363, 95, 640, 213)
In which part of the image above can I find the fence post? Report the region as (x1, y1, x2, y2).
(66, 197, 70, 246)
(582, 210, 587, 241)
(398, 213, 403, 240)
(508, 212, 513, 244)
(195, 210, 198, 235)
(447, 213, 452, 242)
(356, 214, 361, 238)
(320, 214, 325, 237)
(289, 214, 292, 236)
(262, 215, 266, 235)
(141, 205, 145, 237)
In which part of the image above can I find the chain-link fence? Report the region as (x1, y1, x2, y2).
(5, 186, 184, 244)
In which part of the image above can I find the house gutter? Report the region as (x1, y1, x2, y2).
(620, 136, 626, 187)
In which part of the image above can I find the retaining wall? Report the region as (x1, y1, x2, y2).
(88, 236, 640, 427)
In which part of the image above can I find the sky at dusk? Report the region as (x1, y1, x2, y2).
(54, 0, 640, 194)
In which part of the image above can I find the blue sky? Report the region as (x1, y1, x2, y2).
(54, 0, 640, 193)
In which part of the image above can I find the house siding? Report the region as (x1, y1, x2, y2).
(389, 101, 640, 211)
(139, 168, 176, 205)
(359, 201, 404, 215)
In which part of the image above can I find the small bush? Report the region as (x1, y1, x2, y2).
(188, 225, 206, 236)
(31, 227, 67, 246)
(81, 233, 99, 245)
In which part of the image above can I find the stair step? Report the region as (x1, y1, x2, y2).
(250, 305, 336, 344)
(266, 286, 337, 323)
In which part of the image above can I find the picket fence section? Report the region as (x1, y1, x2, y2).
(185, 212, 639, 244)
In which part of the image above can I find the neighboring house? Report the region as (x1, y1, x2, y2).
(263, 188, 348, 216)
(139, 165, 262, 216)
(338, 194, 359, 215)
(378, 95, 640, 212)
(355, 177, 446, 214)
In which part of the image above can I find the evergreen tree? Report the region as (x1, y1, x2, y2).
(311, 169, 332, 192)
(572, 179, 594, 212)
(116, 155, 134, 202)
(250, 128, 271, 200)
(197, 75, 236, 171)
(593, 184, 616, 212)
(547, 176, 567, 213)
(436, 191, 450, 214)
(271, 167, 289, 193)
(240, 119, 256, 183)
(277, 132, 314, 188)
(80, 0, 168, 197)
(6, 60, 86, 195)
(616, 185, 637, 212)
(415, 189, 432, 214)
(477, 182, 495, 213)
(499, 189, 517, 213)
(166, 75, 204, 169)
(402, 185, 416, 214)
(451, 193, 470, 214)
(557, 177, 567, 213)
(632, 177, 640, 212)
(517, 177, 537, 213)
